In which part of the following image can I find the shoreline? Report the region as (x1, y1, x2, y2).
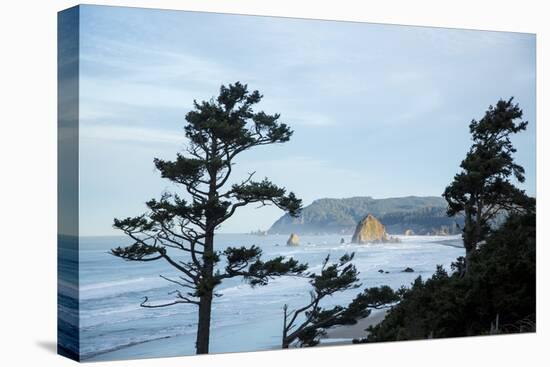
(321, 309, 388, 342)
(81, 234, 462, 361)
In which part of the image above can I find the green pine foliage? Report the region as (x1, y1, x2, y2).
(366, 209, 535, 341)
(282, 254, 401, 348)
(365, 98, 536, 342)
(443, 98, 534, 272)
(110, 82, 307, 354)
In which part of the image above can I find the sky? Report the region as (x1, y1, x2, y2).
(75, 5, 536, 235)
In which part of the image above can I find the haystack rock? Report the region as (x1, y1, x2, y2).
(287, 233, 300, 246)
(351, 214, 389, 244)
(404, 229, 415, 236)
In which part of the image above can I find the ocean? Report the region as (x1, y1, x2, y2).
(65, 233, 463, 361)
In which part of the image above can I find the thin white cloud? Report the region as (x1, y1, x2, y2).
(80, 123, 185, 145)
(80, 76, 202, 110)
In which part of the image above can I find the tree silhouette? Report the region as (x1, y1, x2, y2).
(111, 82, 307, 354)
(443, 97, 534, 274)
(282, 253, 400, 348)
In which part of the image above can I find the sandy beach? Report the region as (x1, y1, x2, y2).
(322, 310, 388, 341)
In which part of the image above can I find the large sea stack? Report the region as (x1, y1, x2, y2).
(287, 233, 300, 246)
(351, 214, 390, 244)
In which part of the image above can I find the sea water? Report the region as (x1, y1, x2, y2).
(71, 234, 463, 361)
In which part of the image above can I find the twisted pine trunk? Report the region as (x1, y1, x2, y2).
(462, 204, 478, 276)
(196, 160, 218, 354)
(282, 305, 289, 349)
(196, 289, 213, 353)
(196, 230, 215, 354)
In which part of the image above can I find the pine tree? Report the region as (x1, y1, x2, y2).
(111, 82, 307, 354)
(443, 98, 534, 274)
(282, 253, 400, 348)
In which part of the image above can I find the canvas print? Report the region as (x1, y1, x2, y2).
(57, 5, 536, 362)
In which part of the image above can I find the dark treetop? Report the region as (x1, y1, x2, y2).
(443, 98, 534, 273)
(110, 82, 307, 354)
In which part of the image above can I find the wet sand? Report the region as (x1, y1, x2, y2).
(322, 309, 388, 341)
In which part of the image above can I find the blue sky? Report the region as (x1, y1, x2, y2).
(76, 5, 536, 235)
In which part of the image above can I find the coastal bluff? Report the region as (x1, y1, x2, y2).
(268, 196, 463, 235)
(351, 214, 396, 244)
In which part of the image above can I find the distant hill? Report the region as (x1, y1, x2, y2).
(268, 196, 463, 235)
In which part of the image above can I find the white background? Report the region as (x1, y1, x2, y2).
(0, 0, 547, 366)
